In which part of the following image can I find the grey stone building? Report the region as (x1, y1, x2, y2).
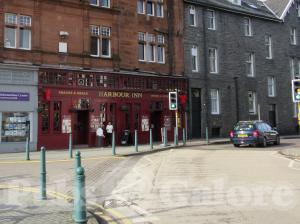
(184, 0, 300, 138)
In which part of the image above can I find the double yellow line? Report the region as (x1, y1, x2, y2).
(0, 184, 131, 224)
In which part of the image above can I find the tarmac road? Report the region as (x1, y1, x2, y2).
(99, 139, 300, 224)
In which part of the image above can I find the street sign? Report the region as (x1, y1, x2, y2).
(168, 92, 178, 110)
(292, 79, 300, 102)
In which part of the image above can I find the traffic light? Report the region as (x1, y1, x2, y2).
(292, 79, 300, 102)
(178, 93, 187, 111)
(169, 92, 178, 110)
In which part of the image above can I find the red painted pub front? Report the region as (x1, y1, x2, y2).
(38, 68, 187, 149)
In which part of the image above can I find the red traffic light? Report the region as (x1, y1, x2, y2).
(179, 94, 187, 104)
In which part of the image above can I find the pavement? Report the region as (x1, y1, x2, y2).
(0, 138, 228, 224)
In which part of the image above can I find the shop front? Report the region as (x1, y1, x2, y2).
(0, 64, 38, 153)
(38, 68, 187, 149)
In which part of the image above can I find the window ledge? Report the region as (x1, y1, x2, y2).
(4, 47, 31, 51)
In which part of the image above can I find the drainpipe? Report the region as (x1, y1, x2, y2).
(202, 7, 210, 138)
(234, 77, 240, 122)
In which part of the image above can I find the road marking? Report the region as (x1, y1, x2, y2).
(0, 184, 131, 224)
(289, 160, 295, 168)
(0, 156, 125, 165)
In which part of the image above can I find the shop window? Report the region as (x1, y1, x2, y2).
(41, 103, 49, 133)
(77, 73, 94, 87)
(1, 112, 29, 142)
(53, 102, 61, 132)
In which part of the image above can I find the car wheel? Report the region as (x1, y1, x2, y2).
(234, 144, 240, 147)
(261, 137, 267, 147)
(274, 136, 280, 145)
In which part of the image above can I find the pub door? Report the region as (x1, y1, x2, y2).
(151, 111, 162, 142)
(74, 110, 89, 145)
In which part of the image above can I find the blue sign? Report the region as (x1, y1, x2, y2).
(0, 92, 30, 101)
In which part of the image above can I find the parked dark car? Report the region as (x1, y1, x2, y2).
(229, 120, 280, 147)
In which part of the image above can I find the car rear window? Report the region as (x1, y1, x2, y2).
(234, 123, 255, 131)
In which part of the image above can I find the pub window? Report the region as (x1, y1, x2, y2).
(4, 13, 31, 50)
(41, 102, 49, 133)
(53, 102, 61, 132)
(77, 73, 94, 87)
(96, 75, 108, 88)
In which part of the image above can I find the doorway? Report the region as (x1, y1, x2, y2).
(268, 104, 276, 128)
(191, 88, 201, 138)
(75, 110, 89, 145)
(151, 111, 162, 142)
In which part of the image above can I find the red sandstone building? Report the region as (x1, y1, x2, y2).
(1, 0, 186, 149)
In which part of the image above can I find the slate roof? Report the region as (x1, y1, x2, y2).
(184, 0, 280, 21)
(264, 0, 293, 19)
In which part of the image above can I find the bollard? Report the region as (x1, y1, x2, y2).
(40, 146, 47, 200)
(135, 130, 138, 152)
(206, 127, 209, 144)
(174, 127, 178, 146)
(150, 128, 153, 150)
(163, 127, 168, 147)
(25, 137, 30, 161)
(69, 132, 73, 159)
(112, 131, 116, 155)
(74, 166, 87, 224)
(183, 128, 186, 146)
(75, 151, 81, 169)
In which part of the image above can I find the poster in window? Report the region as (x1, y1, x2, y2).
(90, 115, 100, 131)
(62, 115, 72, 134)
(164, 115, 172, 131)
(141, 115, 149, 132)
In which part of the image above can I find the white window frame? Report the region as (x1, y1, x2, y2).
(157, 35, 165, 63)
(265, 35, 272, 59)
(291, 27, 297, 45)
(210, 89, 220, 115)
(146, 1, 155, 16)
(248, 91, 257, 115)
(207, 10, 216, 30)
(137, 0, 145, 14)
(191, 46, 198, 72)
(244, 17, 252, 37)
(290, 57, 295, 78)
(267, 76, 276, 97)
(246, 52, 255, 77)
(189, 6, 196, 27)
(138, 32, 146, 62)
(4, 13, 31, 50)
(90, 25, 111, 58)
(89, 0, 99, 6)
(156, 2, 164, 18)
(100, 0, 110, 8)
(209, 48, 218, 74)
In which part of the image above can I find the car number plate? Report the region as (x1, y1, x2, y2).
(238, 134, 248, 138)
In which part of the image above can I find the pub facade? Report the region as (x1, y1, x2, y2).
(38, 68, 187, 149)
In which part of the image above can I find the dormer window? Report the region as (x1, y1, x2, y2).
(229, 0, 241, 5)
